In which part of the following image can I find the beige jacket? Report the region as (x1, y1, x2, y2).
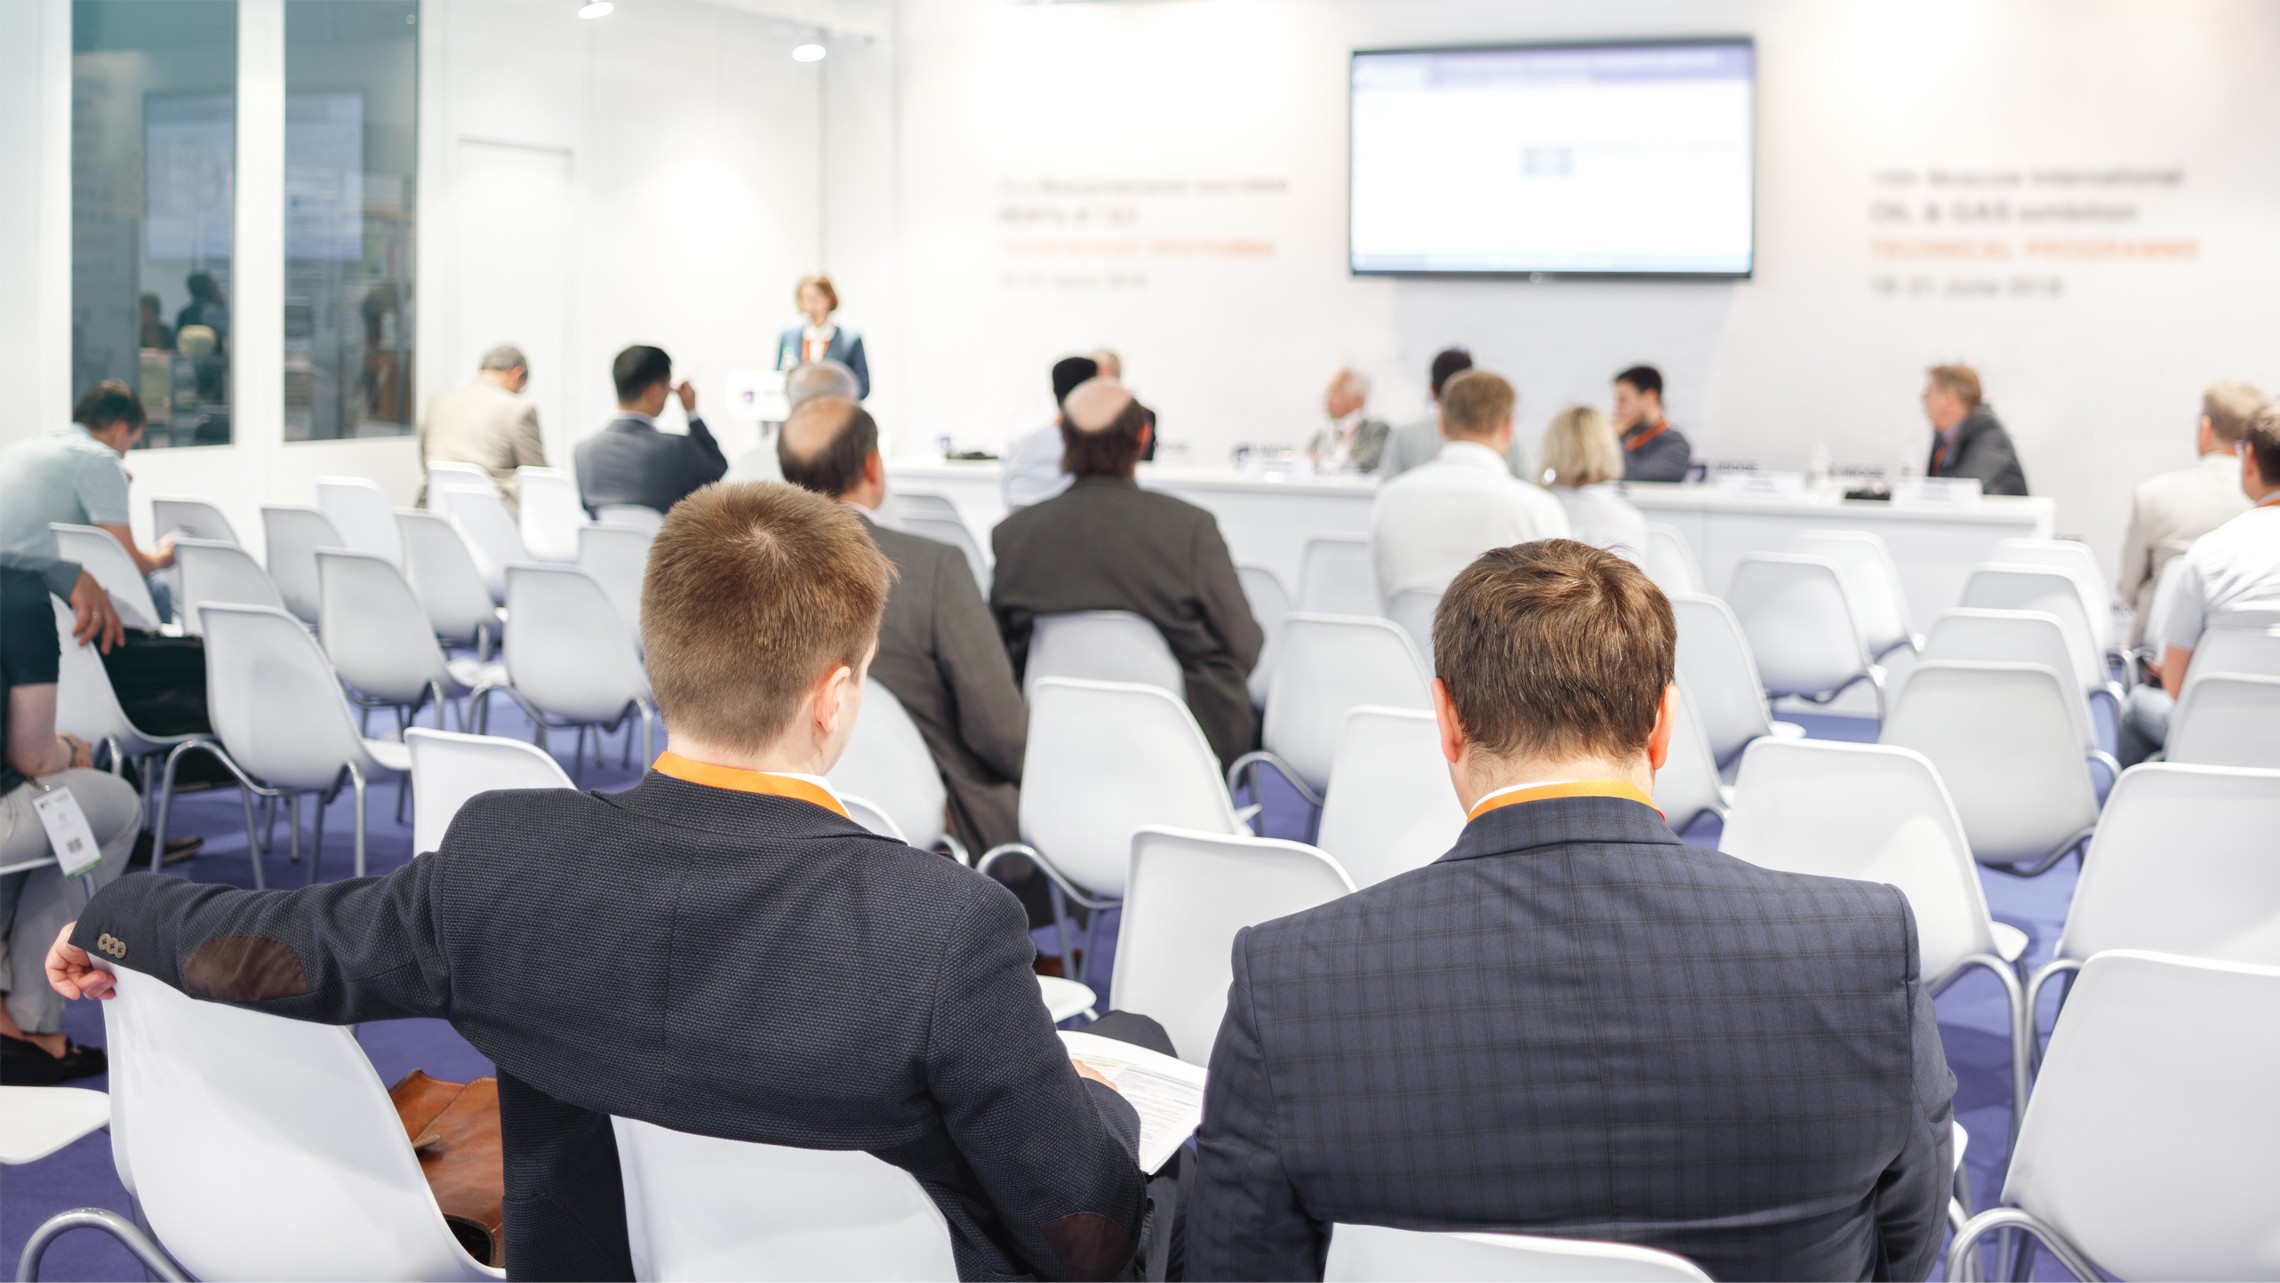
(2116, 450, 2249, 645)
(417, 379, 546, 515)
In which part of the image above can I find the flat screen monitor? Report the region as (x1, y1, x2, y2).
(1350, 39, 1755, 278)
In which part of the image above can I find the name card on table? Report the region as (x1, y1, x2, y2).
(1891, 477, 1984, 508)
(1714, 471, 1808, 499)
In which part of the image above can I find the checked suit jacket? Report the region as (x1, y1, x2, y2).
(69, 774, 1148, 1281)
(1187, 794, 1955, 1282)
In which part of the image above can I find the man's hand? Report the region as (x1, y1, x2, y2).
(153, 533, 178, 569)
(67, 570, 125, 654)
(60, 733, 93, 770)
(1072, 1058, 1121, 1092)
(46, 922, 116, 1001)
(675, 380, 697, 415)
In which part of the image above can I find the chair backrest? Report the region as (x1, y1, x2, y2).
(504, 564, 651, 722)
(2054, 764, 2280, 967)
(1657, 676, 1729, 833)
(828, 680, 950, 850)
(100, 966, 497, 1282)
(576, 523, 653, 646)
(1720, 738, 1998, 981)
(1725, 554, 1871, 698)
(2003, 950, 2280, 1281)
(840, 795, 908, 843)
(149, 496, 238, 545)
(261, 505, 344, 625)
(1788, 529, 1914, 655)
(596, 504, 666, 533)
(1024, 611, 1183, 702)
(1384, 585, 1441, 667)
(611, 1117, 956, 1281)
(1641, 522, 1704, 598)
(2165, 673, 2280, 768)
(516, 466, 588, 563)
(404, 728, 576, 855)
(1297, 534, 1381, 616)
(1669, 592, 1778, 766)
(174, 537, 288, 634)
(2182, 626, 2280, 692)
(1880, 660, 2100, 867)
(316, 475, 404, 568)
(885, 491, 961, 524)
(446, 485, 529, 602)
(1111, 827, 1356, 1064)
(1237, 564, 1292, 707)
(50, 523, 164, 630)
(1957, 564, 2103, 694)
(1263, 614, 1433, 793)
(1992, 537, 2113, 652)
(317, 549, 452, 706)
(1918, 609, 2095, 750)
(1326, 1224, 1713, 1282)
(898, 513, 992, 598)
(397, 512, 501, 646)
(49, 598, 135, 747)
(1021, 678, 1243, 896)
(199, 603, 373, 790)
(1313, 706, 1464, 889)
(425, 462, 495, 516)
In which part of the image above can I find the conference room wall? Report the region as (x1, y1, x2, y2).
(870, 0, 2280, 576)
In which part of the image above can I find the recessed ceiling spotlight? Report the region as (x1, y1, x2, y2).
(792, 42, 827, 62)
(578, 1, 614, 18)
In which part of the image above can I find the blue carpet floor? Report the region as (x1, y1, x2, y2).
(2, 708, 2080, 1281)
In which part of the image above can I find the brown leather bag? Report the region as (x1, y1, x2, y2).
(390, 1070, 507, 1267)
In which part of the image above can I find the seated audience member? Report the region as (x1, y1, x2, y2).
(1921, 363, 2028, 495)
(47, 483, 1169, 1280)
(1539, 404, 1649, 561)
(1370, 370, 1570, 603)
(1188, 539, 1955, 1281)
(1, 567, 137, 1084)
(1611, 365, 1694, 483)
(991, 379, 1262, 766)
(1383, 347, 1528, 480)
(574, 344, 728, 516)
(1087, 348, 1123, 380)
(416, 344, 547, 516)
(2115, 379, 2260, 646)
(1306, 368, 1391, 475)
(2119, 398, 2280, 764)
(1000, 356, 1100, 510)
(726, 360, 862, 483)
(0, 382, 179, 620)
(779, 395, 1028, 854)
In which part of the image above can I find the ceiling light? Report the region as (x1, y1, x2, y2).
(578, 1, 614, 18)
(792, 43, 827, 62)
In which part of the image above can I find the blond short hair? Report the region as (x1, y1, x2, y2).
(1440, 370, 1515, 442)
(2202, 379, 2266, 445)
(1538, 405, 1623, 489)
(1928, 364, 1983, 408)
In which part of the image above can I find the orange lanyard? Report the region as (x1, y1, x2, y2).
(1624, 421, 1669, 453)
(1466, 779, 1663, 823)
(651, 752, 850, 820)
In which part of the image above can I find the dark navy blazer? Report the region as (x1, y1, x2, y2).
(779, 325, 871, 400)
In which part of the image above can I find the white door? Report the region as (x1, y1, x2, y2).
(449, 140, 574, 469)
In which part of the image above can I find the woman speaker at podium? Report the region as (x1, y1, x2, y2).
(777, 273, 869, 400)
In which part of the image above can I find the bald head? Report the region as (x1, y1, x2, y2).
(778, 395, 880, 501)
(787, 359, 859, 409)
(1059, 377, 1152, 478)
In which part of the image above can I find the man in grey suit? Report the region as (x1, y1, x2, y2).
(1922, 364, 2028, 496)
(417, 344, 548, 515)
(2114, 379, 2260, 645)
(574, 345, 728, 517)
(780, 395, 1029, 854)
(1189, 538, 1954, 1282)
(990, 379, 1263, 767)
(1381, 347, 1528, 480)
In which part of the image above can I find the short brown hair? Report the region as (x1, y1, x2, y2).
(795, 274, 839, 312)
(1060, 388, 1151, 477)
(1928, 364, 1983, 408)
(1440, 369, 1516, 442)
(1432, 539, 1675, 762)
(642, 483, 892, 751)
(73, 379, 146, 433)
(2244, 398, 2280, 484)
(2202, 379, 2265, 445)
(777, 396, 878, 498)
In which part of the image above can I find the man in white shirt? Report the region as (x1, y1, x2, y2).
(999, 355, 1099, 510)
(2114, 379, 2260, 645)
(2118, 397, 2280, 764)
(1371, 369, 1571, 606)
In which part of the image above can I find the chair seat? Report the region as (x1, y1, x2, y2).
(1771, 721, 1806, 739)
(0, 1086, 110, 1165)
(1991, 921, 2028, 964)
(362, 738, 413, 775)
(445, 657, 509, 693)
(1038, 976, 1097, 1023)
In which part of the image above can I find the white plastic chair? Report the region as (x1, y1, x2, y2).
(1881, 661, 2104, 874)
(1384, 584, 1441, 668)
(611, 1118, 955, 1282)
(1918, 610, 2114, 760)
(516, 466, 589, 563)
(482, 564, 656, 777)
(1313, 706, 1464, 889)
(404, 728, 576, 855)
(2165, 673, 2280, 768)
(828, 679, 963, 860)
(1669, 592, 1801, 774)
(172, 537, 288, 635)
(898, 513, 992, 599)
(977, 678, 1244, 986)
(1658, 677, 1732, 832)
(50, 598, 209, 804)
(316, 475, 404, 568)
(261, 505, 344, 625)
(398, 511, 507, 658)
(1641, 523, 1704, 598)
(577, 523, 653, 649)
(886, 491, 962, 525)
(50, 523, 167, 631)
(1297, 534, 1381, 616)
(1111, 826, 1357, 1065)
(1959, 565, 2108, 700)
(596, 504, 666, 533)
(148, 496, 238, 545)
(1237, 563, 1292, 707)
(1726, 553, 1886, 719)
(1327, 1224, 1712, 1282)
(840, 795, 908, 843)
(1788, 529, 1920, 659)
(1991, 538, 2117, 659)
(1946, 951, 2280, 1283)
(1238, 613, 1432, 807)
(1023, 610, 1183, 702)
(445, 485, 529, 603)
(95, 966, 503, 1282)
(2182, 625, 2280, 691)
(425, 461, 495, 516)
(319, 550, 504, 733)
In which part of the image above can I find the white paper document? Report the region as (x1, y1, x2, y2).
(1060, 1030, 1208, 1172)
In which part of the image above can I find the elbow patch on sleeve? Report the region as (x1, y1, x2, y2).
(1043, 1210, 1136, 1282)
(183, 935, 311, 1003)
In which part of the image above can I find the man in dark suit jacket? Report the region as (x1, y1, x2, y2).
(990, 378, 1263, 766)
(779, 395, 1028, 853)
(1189, 538, 1954, 1282)
(1614, 364, 1695, 483)
(1922, 364, 2028, 496)
(574, 345, 729, 516)
(46, 484, 1158, 1281)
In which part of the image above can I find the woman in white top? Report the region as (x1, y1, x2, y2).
(1540, 404, 1649, 563)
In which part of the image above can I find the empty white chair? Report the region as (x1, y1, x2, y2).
(828, 680, 961, 859)
(1946, 951, 2280, 1283)
(316, 475, 404, 568)
(1023, 610, 1183, 702)
(1111, 827, 1356, 1064)
(425, 461, 496, 516)
(1959, 564, 2107, 699)
(50, 523, 167, 630)
(0, 1085, 111, 1166)
(1327, 1224, 1712, 1283)
(2165, 673, 2280, 768)
(1669, 592, 1800, 773)
(50, 599, 209, 804)
(577, 523, 653, 648)
(1881, 661, 2103, 873)
(1297, 534, 1380, 616)
(611, 1118, 955, 1281)
(1241, 614, 1432, 804)
(319, 550, 503, 732)
(148, 496, 238, 545)
(517, 466, 589, 563)
(1726, 553, 1885, 718)
(1991, 537, 2116, 657)
(1641, 523, 1704, 597)
(1918, 610, 2115, 763)
(1314, 706, 1464, 889)
(404, 728, 575, 855)
(596, 504, 666, 534)
(1237, 563, 1292, 707)
(2182, 625, 2280, 691)
(1385, 584, 1441, 667)
(898, 512, 992, 598)
(446, 484, 530, 602)
(172, 537, 288, 634)
(97, 967, 502, 1282)
(261, 505, 343, 625)
(488, 564, 657, 772)
(398, 511, 506, 657)
(1788, 529, 1919, 659)
(1657, 677, 1732, 832)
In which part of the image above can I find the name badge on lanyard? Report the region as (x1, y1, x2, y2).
(33, 785, 104, 879)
